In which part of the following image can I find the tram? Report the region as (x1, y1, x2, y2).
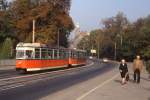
(16, 43, 87, 73)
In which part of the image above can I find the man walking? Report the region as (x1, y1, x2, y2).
(133, 55, 144, 83)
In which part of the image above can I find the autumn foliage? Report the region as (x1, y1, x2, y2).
(0, 0, 74, 59)
(1, 0, 74, 46)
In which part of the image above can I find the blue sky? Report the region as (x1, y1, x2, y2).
(70, 0, 150, 31)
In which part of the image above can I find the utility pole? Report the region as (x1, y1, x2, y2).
(114, 42, 117, 60)
(57, 29, 60, 48)
(98, 41, 100, 59)
(32, 20, 35, 43)
(97, 34, 101, 59)
(121, 35, 123, 46)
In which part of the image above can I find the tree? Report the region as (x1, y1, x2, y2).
(102, 12, 128, 40)
(77, 35, 90, 50)
(101, 12, 129, 59)
(0, 38, 13, 59)
(78, 12, 150, 61)
(9, 0, 74, 47)
(0, 10, 15, 44)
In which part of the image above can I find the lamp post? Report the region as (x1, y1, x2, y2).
(114, 42, 117, 60)
(97, 40, 100, 59)
(57, 29, 60, 48)
(32, 20, 35, 43)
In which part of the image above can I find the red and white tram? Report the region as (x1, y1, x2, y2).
(16, 43, 87, 73)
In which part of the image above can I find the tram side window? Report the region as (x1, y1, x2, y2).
(48, 50, 53, 59)
(72, 52, 75, 58)
(73, 52, 78, 59)
(79, 52, 81, 58)
(80, 52, 84, 58)
(61, 50, 66, 59)
(41, 49, 48, 59)
(60, 50, 67, 59)
(57, 50, 60, 59)
(78, 52, 80, 58)
(54, 50, 58, 59)
(35, 49, 40, 59)
(83, 52, 85, 58)
(59, 50, 62, 59)
(65, 51, 69, 59)
(70, 51, 73, 58)
(84, 52, 87, 58)
(26, 50, 33, 59)
(73, 52, 76, 58)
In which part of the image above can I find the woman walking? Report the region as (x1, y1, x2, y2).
(119, 59, 129, 85)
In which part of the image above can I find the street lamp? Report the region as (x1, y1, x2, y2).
(57, 29, 60, 48)
(114, 42, 117, 60)
(87, 32, 93, 57)
(32, 20, 35, 43)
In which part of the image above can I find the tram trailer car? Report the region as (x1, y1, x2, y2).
(16, 43, 87, 73)
(68, 49, 86, 66)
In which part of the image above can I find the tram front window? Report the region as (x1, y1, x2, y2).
(16, 50, 33, 59)
(16, 50, 25, 59)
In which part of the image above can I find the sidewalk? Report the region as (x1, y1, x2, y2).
(84, 63, 150, 100)
(0, 66, 15, 70)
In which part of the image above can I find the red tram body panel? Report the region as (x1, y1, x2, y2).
(16, 59, 68, 71)
(69, 58, 86, 66)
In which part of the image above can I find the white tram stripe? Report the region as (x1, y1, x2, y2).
(26, 65, 68, 71)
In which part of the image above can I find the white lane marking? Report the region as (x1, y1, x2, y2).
(0, 62, 94, 82)
(76, 73, 119, 100)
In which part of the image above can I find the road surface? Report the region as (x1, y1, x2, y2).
(0, 60, 149, 100)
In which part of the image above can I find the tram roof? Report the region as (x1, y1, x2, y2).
(16, 43, 86, 52)
(16, 43, 47, 48)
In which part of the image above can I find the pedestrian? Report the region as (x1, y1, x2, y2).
(133, 55, 144, 83)
(119, 59, 129, 85)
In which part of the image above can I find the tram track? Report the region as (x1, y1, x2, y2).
(0, 70, 19, 79)
(0, 61, 96, 92)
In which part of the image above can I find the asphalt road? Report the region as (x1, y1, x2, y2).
(0, 69, 19, 79)
(0, 60, 117, 100)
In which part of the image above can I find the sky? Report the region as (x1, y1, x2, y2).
(70, 0, 150, 31)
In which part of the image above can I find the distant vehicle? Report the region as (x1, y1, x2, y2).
(16, 43, 87, 73)
(89, 56, 93, 59)
(103, 58, 108, 63)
